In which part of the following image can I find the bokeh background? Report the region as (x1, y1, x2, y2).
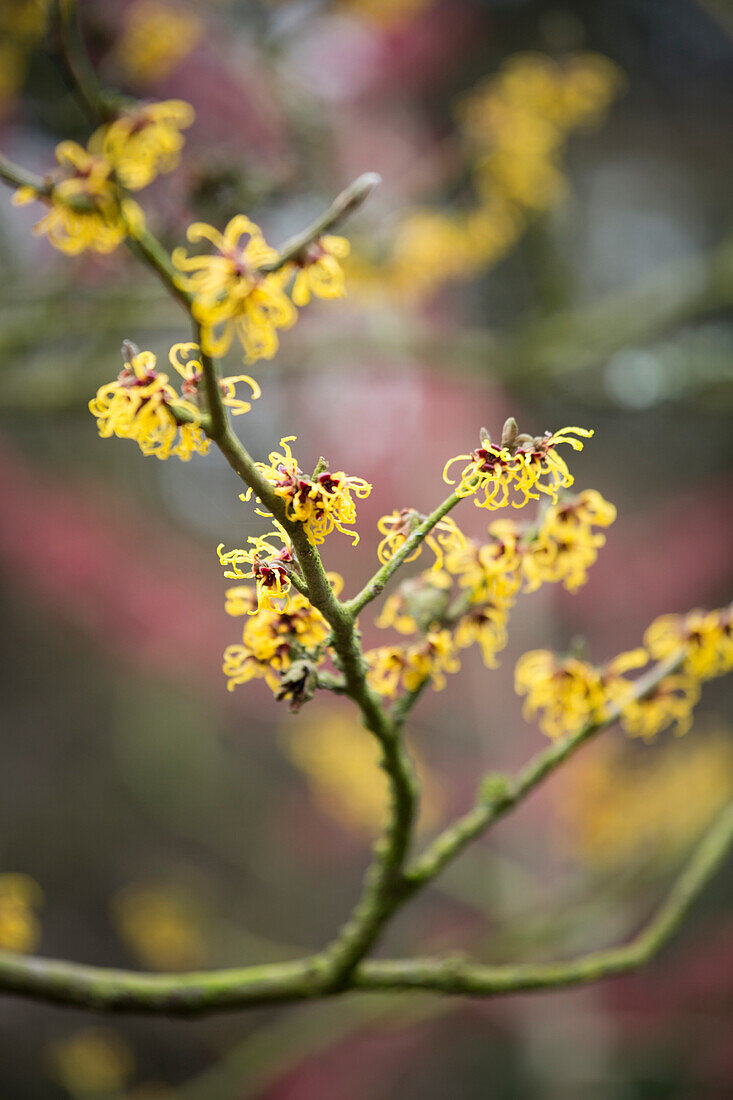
(1, 0, 732, 1096)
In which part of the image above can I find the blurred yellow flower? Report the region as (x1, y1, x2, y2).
(12, 140, 142, 255)
(521, 489, 616, 593)
(282, 705, 445, 835)
(288, 234, 350, 306)
(557, 732, 733, 870)
(645, 605, 733, 681)
(0, 0, 51, 40)
(111, 885, 206, 970)
(367, 629, 460, 697)
(91, 100, 194, 191)
(115, 0, 203, 84)
(0, 873, 42, 953)
(348, 51, 623, 303)
(47, 1028, 134, 1096)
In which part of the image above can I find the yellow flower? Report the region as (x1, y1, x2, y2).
(88, 345, 209, 461)
(111, 884, 206, 970)
(47, 1028, 134, 1096)
(248, 436, 371, 545)
(222, 578, 340, 694)
(615, 674, 701, 740)
(367, 630, 460, 696)
(172, 215, 296, 361)
(515, 650, 604, 738)
(365, 646, 408, 698)
(454, 603, 509, 669)
(289, 234, 350, 306)
(644, 606, 733, 681)
(403, 629, 460, 692)
(444, 519, 522, 605)
(91, 100, 194, 191)
(217, 526, 295, 613)
(0, 873, 42, 953)
(443, 425, 593, 510)
(115, 0, 202, 84)
(522, 490, 616, 593)
(12, 140, 142, 255)
(167, 341, 261, 415)
(222, 643, 286, 693)
(376, 508, 466, 569)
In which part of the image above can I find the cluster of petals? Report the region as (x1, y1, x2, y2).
(366, 630, 459, 697)
(222, 575, 341, 695)
(91, 99, 194, 191)
(521, 489, 616, 592)
(88, 346, 208, 461)
(217, 526, 296, 614)
(644, 606, 733, 681)
(12, 140, 142, 255)
(173, 217, 351, 364)
(444, 426, 593, 510)
(288, 235, 350, 306)
(248, 437, 371, 546)
(88, 343, 257, 461)
(514, 622, 719, 742)
(514, 648, 648, 740)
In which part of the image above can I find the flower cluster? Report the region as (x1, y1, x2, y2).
(247, 437, 372, 546)
(444, 423, 593, 509)
(521, 490, 616, 592)
(90, 100, 194, 191)
(367, 629, 460, 697)
(173, 217, 351, 363)
(114, 0, 203, 85)
(514, 606, 733, 742)
(348, 52, 623, 302)
(370, 428, 612, 686)
(12, 140, 142, 255)
(88, 342, 257, 461)
(12, 95, 195, 255)
(645, 606, 733, 681)
(222, 576, 340, 700)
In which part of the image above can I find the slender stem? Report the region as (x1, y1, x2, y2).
(404, 653, 684, 890)
(0, 797, 729, 1014)
(345, 491, 462, 617)
(0, 154, 49, 195)
(260, 173, 381, 273)
(125, 224, 194, 312)
(55, 0, 113, 123)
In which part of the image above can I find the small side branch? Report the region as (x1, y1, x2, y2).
(261, 173, 381, 273)
(345, 491, 461, 617)
(357, 797, 733, 996)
